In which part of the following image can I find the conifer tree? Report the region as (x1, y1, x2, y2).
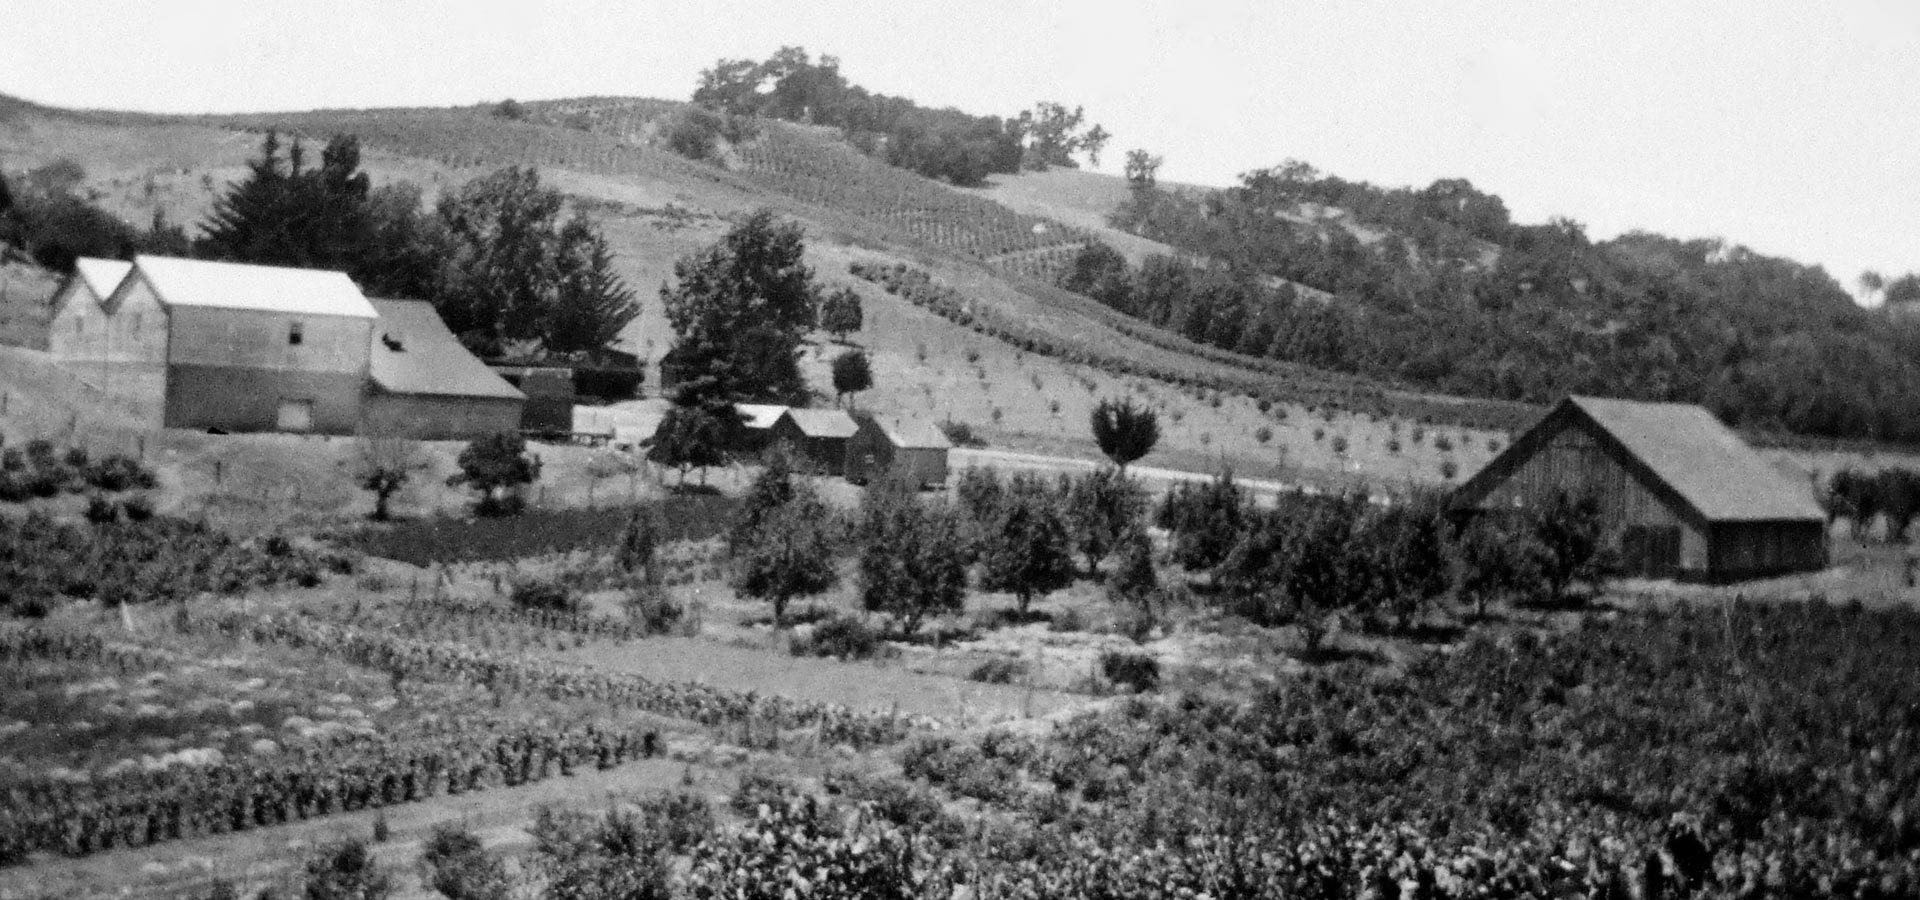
(830, 349, 873, 408)
(546, 215, 640, 354)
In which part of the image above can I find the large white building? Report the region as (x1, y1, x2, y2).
(48, 256, 523, 438)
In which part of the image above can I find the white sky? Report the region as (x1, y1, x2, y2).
(4, 0, 1917, 296)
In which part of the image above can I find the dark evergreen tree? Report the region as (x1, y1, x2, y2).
(546, 215, 640, 354)
(647, 404, 730, 486)
(200, 132, 372, 271)
(1091, 397, 1160, 473)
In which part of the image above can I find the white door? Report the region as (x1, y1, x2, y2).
(277, 399, 314, 432)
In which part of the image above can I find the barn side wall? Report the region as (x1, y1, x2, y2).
(50, 280, 171, 413)
(1704, 521, 1829, 582)
(361, 393, 524, 441)
(164, 366, 365, 434)
(167, 304, 372, 374)
(1470, 418, 1707, 576)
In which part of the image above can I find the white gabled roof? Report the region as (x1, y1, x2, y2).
(72, 258, 134, 305)
(734, 403, 787, 430)
(131, 255, 378, 319)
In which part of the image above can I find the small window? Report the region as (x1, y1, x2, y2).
(128, 312, 142, 331)
(74, 317, 84, 334)
(288, 321, 304, 346)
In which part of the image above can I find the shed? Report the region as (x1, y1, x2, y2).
(1451, 395, 1828, 582)
(732, 403, 786, 452)
(491, 366, 576, 434)
(769, 407, 859, 475)
(845, 415, 951, 488)
(362, 299, 525, 440)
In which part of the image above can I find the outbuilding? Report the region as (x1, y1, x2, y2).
(362, 299, 525, 439)
(769, 407, 858, 475)
(491, 366, 576, 434)
(1451, 395, 1828, 582)
(845, 415, 951, 488)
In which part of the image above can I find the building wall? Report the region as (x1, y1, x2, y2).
(1706, 521, 1829, 581)
(769, 421, 848, 475)
(49, 279, 171, 412)
(164, 366, 365, 434)
(361, 393, 524, 441)
(1472, 418, 1706, 575)
(845, 422, 894, 484)
(167, 304, 372, 374)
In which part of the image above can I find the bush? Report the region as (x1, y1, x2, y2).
(792, 613, 882, 660)
(625, 583, 684, 636)
(120, 494, 155, 522)
(940, 420, 986, 448)
(83, 494, 119, 524)
(638, 791, 715, 854)
(510, 577, 579, 615)
(83, 455, 157, 492)
(1099, 650, 1160, 693)
(969, 657, 1027, 684)
(730, 767, 800, 816)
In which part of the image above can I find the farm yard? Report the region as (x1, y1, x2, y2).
(2, 67, 1919, 900)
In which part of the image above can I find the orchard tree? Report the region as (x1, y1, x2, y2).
(978, 473, 1077, 616)
(1091, 397, 1160, 472)
(730, 447, 798, 553)
(1063, 467, 1146, 575)
(647, 404, 730, 486)
(660, 210, 819, 405)
(733, 490, 838, 627)
(446, 432, 541, 516)
(353, 436, 422, 521)
(859, 498, 969, 637)
(831, 349, 873, 408)
(1532, 489, 1609, 604)
(819, 286, 863, 342)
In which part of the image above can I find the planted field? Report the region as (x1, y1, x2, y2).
(326, 496, 739, 565)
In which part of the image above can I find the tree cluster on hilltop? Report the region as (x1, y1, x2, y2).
(692, 47, 1108, 185)
(1079, 160, 1920, 443)
(0, 160, 187, 272)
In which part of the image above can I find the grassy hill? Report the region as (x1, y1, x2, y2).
(2, 92, 1554, 491)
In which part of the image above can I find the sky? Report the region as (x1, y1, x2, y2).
(4, 0, 1917, 299)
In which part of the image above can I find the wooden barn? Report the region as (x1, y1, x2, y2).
(50, 255, 382, 434)
(363, 300, 525, 439)
(769, 408, 858, 475)
(845, 415, 951, 488)
(1451, 395, 1828, 582)
(732, 403, 787, 452)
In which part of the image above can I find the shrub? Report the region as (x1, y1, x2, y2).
(792, 613, 882, 660)
(939, 420, 985, 448)
(83, 455, 157, 492)
(1255, 426, 1273, 444)
(1257, 398, 1273, 413)
(969, 657, 1028, 684)
(1048, 608, 1088, 632)
(1435, 434, 1455, 452)
(730, 767, 799, 815)
(419, 823, 510, 900)
(1441, 459, 1459, 479)
(301, 839, 392, 900)
(511, 577, 579, 615)
(625, 583, 684, 635)
(120, 494, 155, 522)
(1331, 434, 1349, 455)
(83, 494, 119, 524)
(638, 791, 715, 854)
(1100, 650, 1160, 693)
(1386, 437, 1402, 454)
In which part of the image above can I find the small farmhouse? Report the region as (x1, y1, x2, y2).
(1451, 395, 1827, 582)
(364, 299, 525, 440)
(769, 407, 858, 475)
(846, 415, 951, 488)
(733, 403, 786, 452)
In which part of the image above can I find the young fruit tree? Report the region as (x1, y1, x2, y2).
(445, 432, 541, 516)
(978, 474, 1077, 616)
(732, 491, 838, 628)
(1063, 467, 1146, 574)
(353, 436, 422, 521)
(858, 497, 970, 637)
(1091, 397, 1159, 473)
(831, 349, 873, 409)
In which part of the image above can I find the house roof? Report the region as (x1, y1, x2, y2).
(872, 418, 952, 450)
(779, 408, 858, 439)
(72, 258, 133, 305)
(734, 403, 787, 430)
(1564, 396, 1822, 522)
(131, 255, 378, 319)
(367, 299, 524, 400)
